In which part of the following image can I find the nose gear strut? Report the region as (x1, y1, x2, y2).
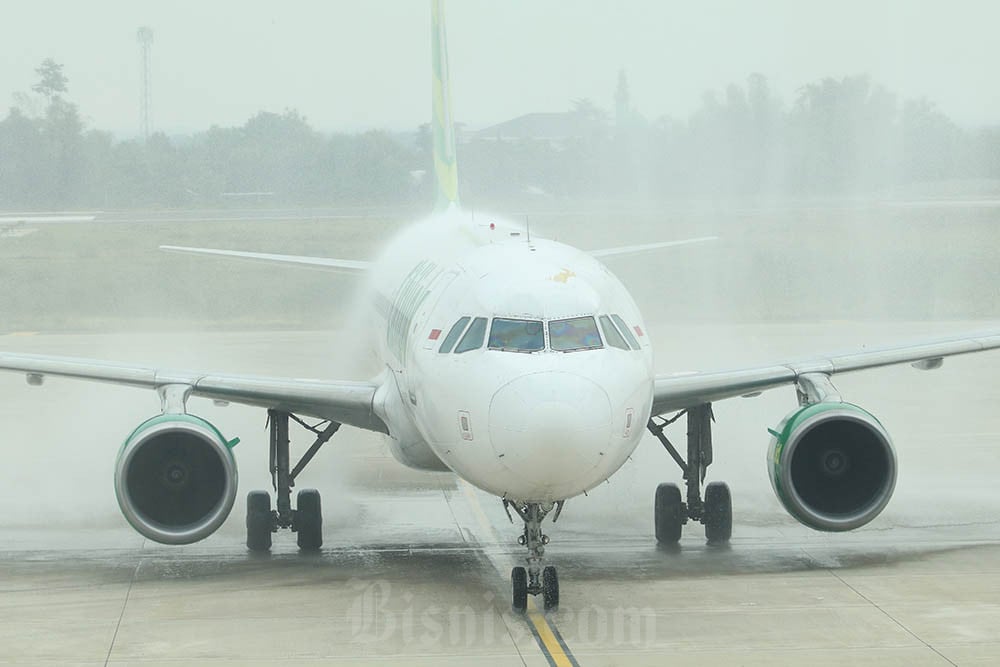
(504, 500, 562, 613)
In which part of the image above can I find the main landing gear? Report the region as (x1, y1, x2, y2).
(246, 409, 341, 552)
(504, 500, 564, 614)
(647, 403, 732, 545)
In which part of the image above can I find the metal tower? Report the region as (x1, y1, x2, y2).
(137, 26, 154, 141)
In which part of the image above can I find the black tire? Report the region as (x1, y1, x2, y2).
(542, 566, 559, 612)
(654, 483, 683, 544)
(246, 490, 273, 552)
(295, 488, 323, 551)
(511, 566, 528, 613)
(704, 481, 733, 544)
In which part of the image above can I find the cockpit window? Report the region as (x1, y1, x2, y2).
(438, 316, 470, 354)
(599, 315, 630, 350)
(611, 314, 640, 350)
(549, 316, 603, 352)
(455, 317, 488, 353)
(489, 318, 544, 352)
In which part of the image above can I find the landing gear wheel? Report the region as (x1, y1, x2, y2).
(512, 566, 528, 613)
(294, 488, 323, 551)
(542, 566, 559, 612)
(704, 481, 732, 544)
(654, 483, 683, 544)
(246, 490, 273, 552)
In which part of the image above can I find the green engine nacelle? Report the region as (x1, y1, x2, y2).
(767, 401, 896, 532)
(114, 414, 239, 545)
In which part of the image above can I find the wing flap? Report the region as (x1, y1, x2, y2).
(0, 351, 387, 433)
(0, 352, 157, 387)
(192, 375, 385, 432)
(820, 334, 1000, 374)
(652, 330, 1000, 416)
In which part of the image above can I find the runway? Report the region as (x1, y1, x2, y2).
(2, 325, 1000, 665)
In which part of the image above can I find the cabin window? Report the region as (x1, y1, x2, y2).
(455, 317, 488, 353)
(489, 318, 545, 352)
(612, 314, 640, 350)
(599, 315, 630, 350)
(438, 316, 470, 353)
(549, 316, 603, 352)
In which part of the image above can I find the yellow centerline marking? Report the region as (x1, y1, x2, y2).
(459, 481, 580, 667)
(526, 598, 576, 667)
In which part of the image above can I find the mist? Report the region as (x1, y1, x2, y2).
(1, 2, 999, 540)
(4, 3, 1000, 208)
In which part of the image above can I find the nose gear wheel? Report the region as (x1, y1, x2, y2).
(505, 500, 562, 613)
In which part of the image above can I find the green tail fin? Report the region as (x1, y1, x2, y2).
(431, 0, 459, 209)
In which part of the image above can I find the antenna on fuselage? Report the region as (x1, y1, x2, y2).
(525, 215, 531, 243)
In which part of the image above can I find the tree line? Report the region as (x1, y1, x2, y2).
(1, 60, 998, 209)
(0, 60, 417, 209)
(463, 73, 1000, 202)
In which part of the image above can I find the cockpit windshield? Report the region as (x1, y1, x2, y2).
(549, 316, 603, 352)
(599, 315, 630, 350)
(438, 316, 470, 353)
(438, 314, 634, 355)
(488, 318, 544, 352)
(611, 313, 640, 350)
(454, 317, 487, 353)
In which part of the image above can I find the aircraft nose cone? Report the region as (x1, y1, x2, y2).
(489, 372, 612, 497)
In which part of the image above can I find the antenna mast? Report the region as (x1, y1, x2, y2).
(137, 26, 154, 141)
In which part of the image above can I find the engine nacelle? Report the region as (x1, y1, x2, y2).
(114, 414, 239, 544)
(767, 402, 896, 532)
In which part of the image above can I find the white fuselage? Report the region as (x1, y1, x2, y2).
(367, 209, 655, 503)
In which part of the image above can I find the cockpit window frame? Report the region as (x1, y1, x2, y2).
(548, 315, 604, 353)
(454, 316, 488, 354)
(599, 315, 630, 350)
(611, 313, 640, 350)
(439, 314, 636, 355)
(438, 316, 471, 354)
(488, 317, 545, 353)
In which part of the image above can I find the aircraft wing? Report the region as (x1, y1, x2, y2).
(0, 352, 388, 433)
(589, 236, 718, 258)
(651, 330, 1000, 415)
(160, 245, 370, 273)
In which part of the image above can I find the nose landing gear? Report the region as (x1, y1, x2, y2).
(505, 500, 563, 613)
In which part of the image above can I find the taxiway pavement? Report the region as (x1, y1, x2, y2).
(2, 325, 1000, 665)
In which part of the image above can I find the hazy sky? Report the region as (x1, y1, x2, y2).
(3, 1, 999, 137)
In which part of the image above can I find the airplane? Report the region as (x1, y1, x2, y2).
(2, 0, 999, 614)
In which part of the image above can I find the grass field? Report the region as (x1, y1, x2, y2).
(1, 201, 997, 333)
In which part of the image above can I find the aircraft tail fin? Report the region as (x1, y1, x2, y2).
(431, 0, 459, 210)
